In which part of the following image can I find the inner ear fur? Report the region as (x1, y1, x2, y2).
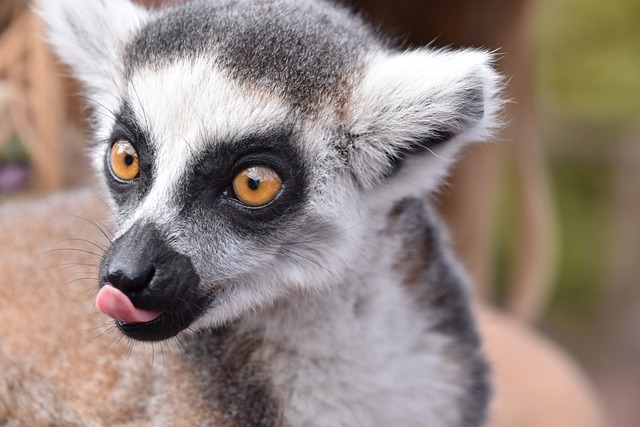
(345, 49, 503, 189)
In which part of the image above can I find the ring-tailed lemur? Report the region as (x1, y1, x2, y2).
(37, 0, 502, 425)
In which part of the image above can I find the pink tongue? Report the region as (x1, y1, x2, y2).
(96, 285, 162, 324)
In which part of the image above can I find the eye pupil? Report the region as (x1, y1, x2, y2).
(124, 155, 134, 166)
(247, 178, 260, 191)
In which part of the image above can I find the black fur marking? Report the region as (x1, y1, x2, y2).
(461, 355, 492, 427)
(384, 129, 454, 175)
(384, 86, 485, 177)
(105, 102, 155, 208)
(99, 221, 210, 341)
(179, 126, 308, 238)
(387, 198, 490, 425)
(185, 326, 282, 426)
(458, 86, 485, 123)
(126, 0, 381, 113)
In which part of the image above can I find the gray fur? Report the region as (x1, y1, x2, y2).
(127, 0, 381, 113)
(184, 326, 283, 426)
(387, 198, 491, 424)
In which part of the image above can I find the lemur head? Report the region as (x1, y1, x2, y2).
(40, 0, 501, 341)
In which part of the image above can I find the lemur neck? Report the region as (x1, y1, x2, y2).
(245, 277, 376, 349)
(228, 205, 461, 425)
(180, 198, 483, 426)
(243, 247, 433, 377)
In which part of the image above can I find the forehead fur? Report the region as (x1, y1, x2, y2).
(126, 0, 382, 113)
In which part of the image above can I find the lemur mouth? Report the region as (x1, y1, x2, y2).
(97, 285, 161, 324)
(96, 285, 198, 341)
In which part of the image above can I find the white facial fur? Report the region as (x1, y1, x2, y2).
(106, 59, 292, 232)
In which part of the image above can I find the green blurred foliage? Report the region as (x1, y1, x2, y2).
(531, 0, 639, 323)
(0, 135, 29, 165)
(548, 151, 612, 322)
(536, 0, 640, 126)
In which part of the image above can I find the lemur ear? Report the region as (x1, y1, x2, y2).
(36, 0, 149, 100)
(345, 49, 502, 193)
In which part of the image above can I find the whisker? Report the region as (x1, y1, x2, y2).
(280, 247, 334, 275)
(122, 338, 136, 363)
(150, 341, 157, 370)
(160, 341, 167, 374)
(87, 328, 116, 346)
(278, 251, 307, 271)
(48, 263, 100, 274)
(42, 247, 104, 259)
(284, 219, 368, 246)
(57, 238, 107, 252)
(175, 335, 200, 371)
(65, 277, 98, 285)
(98, 325, 125, 349)
(76, 95, 139, 142)
(174, 133, 197, 157)
(130, 82, 152, 135)
(68, 215, 113, 244)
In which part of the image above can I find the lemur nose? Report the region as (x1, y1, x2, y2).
(102, 221, 162, 298)
(106, 259, 155, 296)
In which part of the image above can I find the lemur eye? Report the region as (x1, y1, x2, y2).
(109, 139, 140, 182)
(232, 166, 282, 207)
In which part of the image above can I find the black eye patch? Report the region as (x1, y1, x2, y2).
(104, 102, 156, 208)
(179, 127, 308, 234)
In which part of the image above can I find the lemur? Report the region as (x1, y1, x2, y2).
(7, 0, 501, 425)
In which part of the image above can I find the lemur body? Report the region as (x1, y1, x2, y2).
(1, 0, 501, 425)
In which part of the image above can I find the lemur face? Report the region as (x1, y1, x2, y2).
(96, 60, 363, 341)
(40, 0, 501, 341)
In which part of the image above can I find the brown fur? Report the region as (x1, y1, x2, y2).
(0, 190, 265, 426)
(0, 190, 151, 425)
(386, 199, 432, 287)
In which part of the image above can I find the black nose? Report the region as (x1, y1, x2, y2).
(98, 220, 207, 341)
(100, 221, 165, 299)
(106, 258, 155, 296)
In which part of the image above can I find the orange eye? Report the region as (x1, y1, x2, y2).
(109, 140, 139, 182)
(232, 166, 282, 207)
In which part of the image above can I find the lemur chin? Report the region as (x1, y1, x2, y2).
(35, 0, 503, 425)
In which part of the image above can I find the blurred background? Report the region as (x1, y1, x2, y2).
(0, 0, 638, 425)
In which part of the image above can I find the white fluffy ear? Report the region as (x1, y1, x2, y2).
(345, 49, 503, 192)
(36, 0, 149, 99)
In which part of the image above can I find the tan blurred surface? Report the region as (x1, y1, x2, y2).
(0, 7, 88, 194)
(477, 304, 606, 427)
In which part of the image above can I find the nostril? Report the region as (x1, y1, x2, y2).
(106, 262, 156, 297)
